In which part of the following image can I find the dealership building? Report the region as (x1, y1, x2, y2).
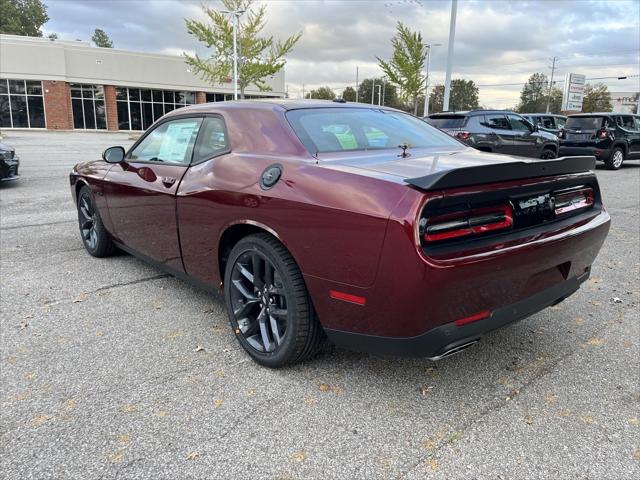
(0, 34, 285, 131)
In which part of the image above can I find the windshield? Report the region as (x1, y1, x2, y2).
(286, 108, 461, 153)
(426, 116, 467, 128)
(565, 116, 604, 130)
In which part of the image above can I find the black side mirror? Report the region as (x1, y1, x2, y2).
(103, 146, 125, 163)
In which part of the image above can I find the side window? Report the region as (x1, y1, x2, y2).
(128, 117, 202, 165)
(507, 114, 532, 132)
(555, 117, 566, 129)
(634, 116, 640, 131)
(541, 116, 555, 129)
(616, 116, 635, 129)
(484, 114, 510, 130)
(193, 116, 229, 162)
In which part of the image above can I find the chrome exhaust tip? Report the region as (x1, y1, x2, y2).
(428, 340, 479, 361)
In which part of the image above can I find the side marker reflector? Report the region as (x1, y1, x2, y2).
(329, 290, 366, 306)
(454, 310, 491, 327)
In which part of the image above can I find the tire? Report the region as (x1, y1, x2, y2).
(77, 185, 116, 257)
(540, 147, 557, 159)
(223, 233, 323, 367)
(605, 147, 624, 170)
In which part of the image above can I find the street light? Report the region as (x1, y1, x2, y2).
(422, 43, 442, 117)
(221, 8, 245, 100)
(376, 84, 382, 106)
(443, 0, 458, 112)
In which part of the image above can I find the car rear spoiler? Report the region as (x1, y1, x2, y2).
(404, 156, 596, 191)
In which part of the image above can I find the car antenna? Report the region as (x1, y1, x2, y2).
(398, 144, 410, 158)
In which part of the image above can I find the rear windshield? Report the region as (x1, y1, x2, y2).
(286, 108, 460, 153)
(426, 115, 467, 128)
(565, 116, 604, 130)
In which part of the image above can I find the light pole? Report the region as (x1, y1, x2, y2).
(443, 0, 457, 112)
(221, 8, 245, 100)
(423, 43, 442, 117)
(376, 84, 382, 106)
(371, 80, 376, 104)
(382, 77, 386, 106)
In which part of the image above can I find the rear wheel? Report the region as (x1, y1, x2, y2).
(540, 147, 557, 159)
(605, 147, 624, 170)
(223, 233, 323, 367)
(77, 186, 116, 257)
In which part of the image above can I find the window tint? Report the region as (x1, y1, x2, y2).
(634, 116, 640, 131)
(427, 115, 467, 128)
(565, 117, 604, 130)
(507, 114, 532, 132)
(616, 116, 635, 129)
(128, 118, 202, 165)
(539, 116, 555, 129)
(286, 108, 459, 153)
(193, 117, 229, 162)
(484, 114, 510, 130)
(555, 116, 566, 128)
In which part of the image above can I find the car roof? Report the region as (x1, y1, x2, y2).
(168, 98, 401, 115)
(429, 110, 522, 117)
(568, 112, 637, 117)
(525, 113, 567, 117)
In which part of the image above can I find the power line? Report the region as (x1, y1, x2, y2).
(477, 74, 639, 88)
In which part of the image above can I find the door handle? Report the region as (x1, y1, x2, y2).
(161, 176, 177, 188)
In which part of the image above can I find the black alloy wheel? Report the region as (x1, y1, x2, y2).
(77, 186, 115, 257)
(540, 147, 557, 159)
(224, 233, 323, 367)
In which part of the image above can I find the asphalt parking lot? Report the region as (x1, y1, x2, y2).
(1, 130, 639, 479)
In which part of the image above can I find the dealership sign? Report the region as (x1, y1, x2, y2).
(562, 73, 586, 112)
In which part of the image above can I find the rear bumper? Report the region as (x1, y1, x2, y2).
(559, 145, 610, 160)
(325, 269, 588, 358)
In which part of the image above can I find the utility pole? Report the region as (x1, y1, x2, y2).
(371, 80, 376, 104)
(355, 66, 359, 103)
(302, 83, 305, 99)
(545, 56, 557, 114)
(423, 43, 442, 117)
(221, 8, 245, 100)
(382, 78, 386, 106)
(443, 0, 458, 112)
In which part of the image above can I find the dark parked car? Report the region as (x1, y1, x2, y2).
(522, 114, 567, 135)
(70, 100, 610, 367)
(559, 113, 640, 170)
(0, 141, 20, 182)
(426, 110, 560, 159)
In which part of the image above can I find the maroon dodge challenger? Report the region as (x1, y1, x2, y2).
(70, 100, 610, 367)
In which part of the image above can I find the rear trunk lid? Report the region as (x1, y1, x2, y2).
(563, 116, 605, 141)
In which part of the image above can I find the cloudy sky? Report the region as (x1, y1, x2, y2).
(42, 0, 639, 108)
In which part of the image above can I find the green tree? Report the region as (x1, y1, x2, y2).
(47, 32, 58, 40)
(581, 83, 612, 112)
(517, 73, 549, 113)
(342, 86, 356, 102)
(377, 22, 428, 114)
(428, 79, 479, 113)
(185, 0, 301, 99)
(357, 78, 402, 109)
(547, 87, 563, 114)
(0, 0, 49, 36)
(305, 86, 336, 100)
(92, 28, 114, 48)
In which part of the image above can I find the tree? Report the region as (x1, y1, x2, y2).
(547, 87, 563, 114)
(582, 83, 612, 113)
(517, 73, 550, 113)
(47, 32, 58, 40)
(185, 0, 301, 99)
(92, 28, 114, 48)
(0, 0, 49, 36)
(305, 86, 335, 100)
(357, 78, 403, 109)
(342, 86, 356, 102)
(377, 22, 428, 114)
(428, 79, 479, 113)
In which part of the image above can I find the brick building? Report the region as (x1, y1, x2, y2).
(0, 34, 285, 131)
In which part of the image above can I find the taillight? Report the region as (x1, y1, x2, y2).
(424, 204, 513, 242)
(456, 131, 471, 140)
(596, 129, 609, 139)
(553, 187, 594, 216)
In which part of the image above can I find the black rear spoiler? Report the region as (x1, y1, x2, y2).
(404, 156, 596, 191)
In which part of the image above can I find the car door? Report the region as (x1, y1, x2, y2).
(104, 116, 203, 271)
(631, 116, 640, 156)
(506, 114, 539, 157)
(481, 114, 512, 154)
(617, 115, 640, 156)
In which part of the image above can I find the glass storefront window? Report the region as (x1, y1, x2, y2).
(70, 83, 107, 130)
(0, 78, 46, 128)
(115, 87, 196, 131)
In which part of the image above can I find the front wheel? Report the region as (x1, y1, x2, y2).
(223, 233, 323, 367)
(77, 186, 116, 257)
(605, 147, 624, 170)
(540, 147, 557, 159)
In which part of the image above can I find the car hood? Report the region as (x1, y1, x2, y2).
(316, 146, 535, 183)
(0, 142, 15, 152)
